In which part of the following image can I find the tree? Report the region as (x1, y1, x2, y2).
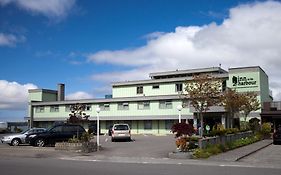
(220, 88, 244, 127)
(184, 74, 222, 137)
(240, 92, 260, 122)
(67, 103, 90, 123)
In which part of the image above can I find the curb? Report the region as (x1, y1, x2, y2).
(235, 141, 272, 161)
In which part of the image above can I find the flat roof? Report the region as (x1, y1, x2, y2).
(28, 89, 57, 94)
(149, 67, 228, 78)
(112, 73, 229, 86)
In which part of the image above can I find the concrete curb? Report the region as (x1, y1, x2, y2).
(235, 141, 272, 161)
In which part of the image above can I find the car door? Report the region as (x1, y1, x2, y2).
(49, 125, 64, 144)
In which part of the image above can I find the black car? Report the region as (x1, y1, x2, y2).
(273, 126, 281, 145)
(26, 124, 86, 147)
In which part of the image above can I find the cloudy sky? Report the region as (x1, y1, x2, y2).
(0, 0, 281, 121)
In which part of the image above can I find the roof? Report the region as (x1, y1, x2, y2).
(149, 67, 228, 79)
(112, 72, 228, 86)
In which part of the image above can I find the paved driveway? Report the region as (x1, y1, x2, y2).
(96, 134, 176, 158)
(0, 134, 176, 159)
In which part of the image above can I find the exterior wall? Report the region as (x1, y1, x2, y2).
(32, 100, 192, 121)
(29, 91, 57, 102)
(259, 69, 272, 104)
(29, 92, 44, 102)
(226, 67, 271, 120)
(112, 82, 186, 98)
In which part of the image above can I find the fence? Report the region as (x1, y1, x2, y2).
(198, 131, 253, 149)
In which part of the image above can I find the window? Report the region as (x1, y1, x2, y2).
(50, 105, 59, 112)
(138, 101, 150, 110)
(165, 120, 175, 130)
(118, 102, 129, 110)
(175, 83, 183, 92)
(144, 120, 152, 130)
(99, 103, 110, 111)
(152, 85, 159, 89)
(35, 106, 44, 113)
(65, 105, 71, 112)
(85, 104, 92, 111)
(137, 86, 143, 94)
(159, 100, 173, 109)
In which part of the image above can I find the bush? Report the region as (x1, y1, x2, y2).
(193, 134, 262, 159)
(260, 122, 271, 136)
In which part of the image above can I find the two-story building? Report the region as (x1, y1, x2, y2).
(27, 66, 272, 134)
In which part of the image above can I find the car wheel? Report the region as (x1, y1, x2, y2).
(35, 138, 45, 147)
(11, 138, 20, 146)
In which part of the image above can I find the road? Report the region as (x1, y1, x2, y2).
(1, 156, 280, 175)
(1, 134, 281, 174)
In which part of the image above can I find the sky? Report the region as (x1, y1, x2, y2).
(1, 0, 281, 122)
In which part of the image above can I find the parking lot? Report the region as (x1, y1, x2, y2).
(0, 133, 176, 159)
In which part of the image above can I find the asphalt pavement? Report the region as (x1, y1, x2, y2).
(0, 134, 278, 169)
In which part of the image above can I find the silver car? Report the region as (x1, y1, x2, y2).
(111, 124, 131, 142)
(1, 128, 46, 146)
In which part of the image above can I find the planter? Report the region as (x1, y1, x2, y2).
(168, 151, 193, 159)
(55, 142, 97, 153)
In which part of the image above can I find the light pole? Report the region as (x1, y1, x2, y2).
(177, 105, 183, 123)
(96, 107, 101, 151)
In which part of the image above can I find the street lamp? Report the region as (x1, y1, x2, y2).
(177, 105, 183, 123)
(96, 107, 101, 151)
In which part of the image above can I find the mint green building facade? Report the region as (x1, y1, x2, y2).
(28, 66, 272, 134)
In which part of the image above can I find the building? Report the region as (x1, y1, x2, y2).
(28, 66, 272, 134)
(261, 101, 281, 130)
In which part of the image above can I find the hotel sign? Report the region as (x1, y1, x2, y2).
(232, 75, 257, 88)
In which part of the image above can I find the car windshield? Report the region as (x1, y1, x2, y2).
(21, 128, 30, 134)
(114, 125, 129, 130)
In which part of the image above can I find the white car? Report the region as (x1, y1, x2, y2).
(1, 128, 46, 146)
(111, 124, 131, 142)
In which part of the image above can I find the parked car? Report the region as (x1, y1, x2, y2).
(1, 128, 46, 146)
(273, 126, 281, 145)
(26, 124, 86, 147)
(111, 123, 131, 142)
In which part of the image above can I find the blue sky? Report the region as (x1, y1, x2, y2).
(1, 0, 281, 122)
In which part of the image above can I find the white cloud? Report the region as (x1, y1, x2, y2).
(0, 33, 25, 47)
(88, 1, 281, 100)
(0, 80, 37, 110)
(66, 91, 94, 100)
(0, 0, 76, 20)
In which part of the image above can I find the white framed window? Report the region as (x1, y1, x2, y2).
(165, 120, 175, 130)
(118, 102, 129, 110)
(99, 103, 110, 111)
(152, 85, 159, 89)
(85, 104, 92, 111)
(65, 105, 71, 112)
(50, 105, 59, 112)
(159, 100, 173, 109)
(144, 120, 152, 130)
(35, 106, 45, 113)
(175, 83, 183, 92)
(138, 101, 150, 110)
(137, 86, 143, 94)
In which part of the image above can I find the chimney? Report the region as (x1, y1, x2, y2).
(57, 83, 65, 101)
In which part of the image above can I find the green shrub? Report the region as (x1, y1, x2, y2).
(260, 122, 271, 136)
(193, 149, 211, 158)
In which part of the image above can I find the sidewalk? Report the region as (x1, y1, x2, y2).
(207, 139, 273, 162)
